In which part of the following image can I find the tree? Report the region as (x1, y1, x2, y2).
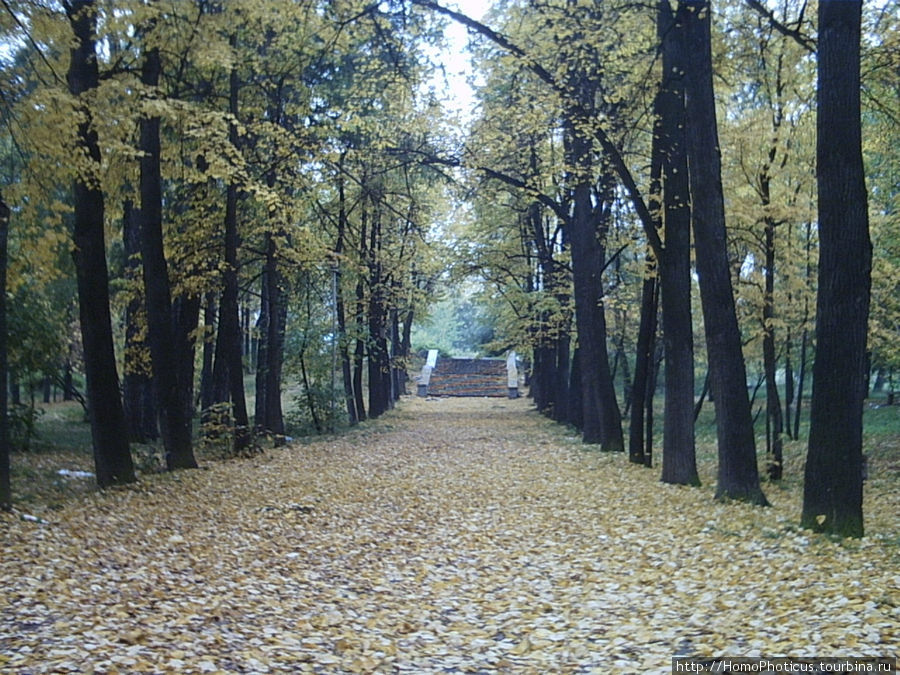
(682, 0, 766, 505)
(64, 0, 136, 487)
(801, 0, 870, 538)
(657, 0, 699, 485)
(138, 37, 197, 470)
(210, 36, 252, 454)
(0, 192, 10, 510)
(121, 200, 159, 443)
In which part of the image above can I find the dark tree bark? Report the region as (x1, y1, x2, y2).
(553, 330, 572, 423)
(122, 200, 158, 443)
(242, 304, 252, 368)
(1, 193, 11, 510)
(521, 154, 572, 424)
(65, 0, 135, 487)
(211, 51, 251, 453)
(682, 0, 766, 504)
(658, 0, 699, 485)
(334, 163, 359, 424)
(262, 231, 287, 436)
(802, 0, 870, 538)
(255, 225, 287, 438)
(199, 292, 217, 414)
(612, 309, 632, 415)
(564, 114, 623, 451)
(352, 275, 367, 423)
(367, 254, 392, 418)
(794, 325, 808, 439)
(62, 361, 74, 401)
(629, 265, 658, 466)
(629, 48, 665, 467)
(783, 328, 795, 440)
(211, 180, 251, 452)
(762, 210, 784, 480)
(139, 44, 197, 470)
(173, 294, 201, 430)
(9, 373, 19, 407)
(399, 306, 415, 396)
(645, 341, 665, 468)
(793, 221, 814, 439)
(254, 271, 270, 431)
(757, 46, 787, 478)
(568, 346, 583, 431)
(390, 301, 403, 399)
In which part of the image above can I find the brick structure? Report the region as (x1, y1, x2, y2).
(418, 356, 517, 398)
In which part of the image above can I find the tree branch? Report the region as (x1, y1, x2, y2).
(410, 0, 663, 258)
(744, 0, 816, 53)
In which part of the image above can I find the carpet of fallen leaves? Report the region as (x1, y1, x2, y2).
(2, 397, 898, 674)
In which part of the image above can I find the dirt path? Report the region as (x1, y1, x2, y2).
(2, 397, 897, 673)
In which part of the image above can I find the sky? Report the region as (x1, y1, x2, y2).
(427, 0, 494, 123)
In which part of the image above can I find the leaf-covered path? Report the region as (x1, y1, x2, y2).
(2, 398, 898, 674)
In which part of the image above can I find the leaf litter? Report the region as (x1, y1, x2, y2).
(1, 397, 897, 674)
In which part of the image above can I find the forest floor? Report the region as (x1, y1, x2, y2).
(2, 396, 898, 674)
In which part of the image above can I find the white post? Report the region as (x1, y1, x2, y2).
(506, 351, 519, 398)
(418, 349, 439, 396)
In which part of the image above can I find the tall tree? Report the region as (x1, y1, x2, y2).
(211, 35, 251, 454)
(0, 192, 10, 510)
(121, 200, 159, 443)
(138, 39, 197, 470)
(64, 0, 135, 487)
(657, 0, 699, 485)
(801, 0, 870, 538)
(682, 0, 766, 504)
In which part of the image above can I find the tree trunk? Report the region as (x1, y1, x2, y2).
(784, 329, 794, 441)
(794, 326, 808, 438)
(364, 199, 391, 419)
(242, 304, 252, 370)
(400, 307, 415, 396)
(254, 228, 287, 438)
(659, 0, 699, 485)
(554, 329, 572, 424)
(762, 213, 784, 480)
(335, 158, 359, 424)
(263, 234, 287, 436)
(568, 346, 583, 431)
(802, 0, 870, 538)
(367, 288, 391, 418)
(62, 361, 74, 401)
(629, 53, 664, 467)
(211, 52, 251, 453)
(390, 303, 403, 400)
(174, 294, 200, 432)
(352, 277, 367, 423)
(645, 341, 664, 468)
(199, 292, 217, 414)
(254, 269, 270, 430)
(122, 200, 159, 443)
(682, 0, 766, 504)
(65, 0, 136, 487)
(564, 112, 623, 450)
(9, 373, 19, 407)
(336, 267, 357, 425)
(1, 193, 11, 510)
(629, 266, 658, 465)
(139, 44, 197, 470)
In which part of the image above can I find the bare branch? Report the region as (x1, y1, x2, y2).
(744, 0, 816, 53)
